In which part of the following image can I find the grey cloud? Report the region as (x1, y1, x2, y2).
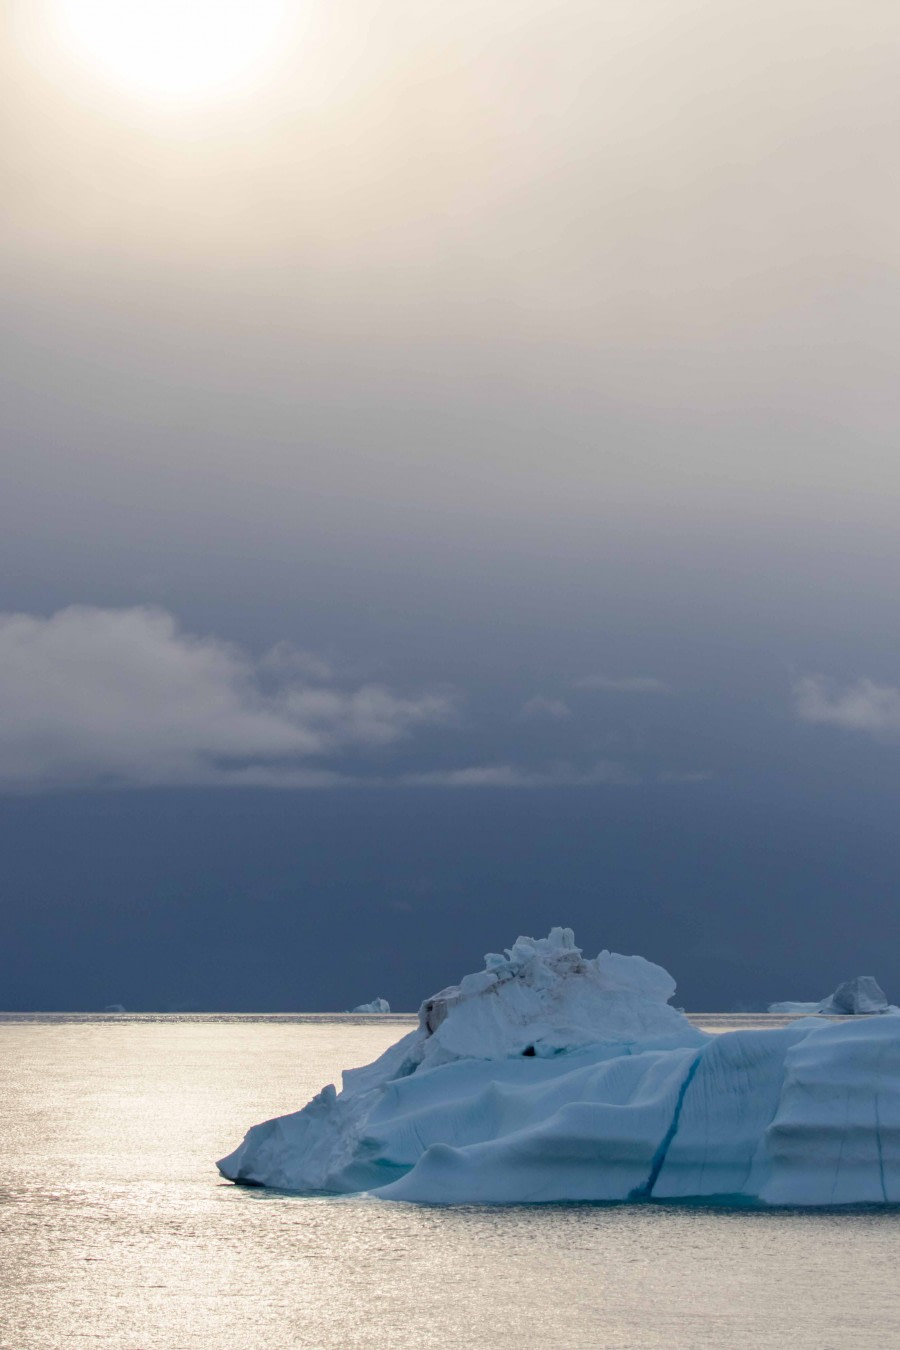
(517, 695, 572, 721)
(794, 675, 900, 737)
(258, 643, 335, 682)
(401, 761, 640, 789)
(0, 606, 456, 791)
(574, 675, 671, 694)
(0, 606, 697, 792)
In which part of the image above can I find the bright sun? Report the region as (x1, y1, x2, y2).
(51, 0, 288, 102)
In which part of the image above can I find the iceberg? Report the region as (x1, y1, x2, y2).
(769, 975, 893, 1016)
(818, 976, 890, 1015)
(218, 929, 900, 1206)
(350, 998, 391, 1014)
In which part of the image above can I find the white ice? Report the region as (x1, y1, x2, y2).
(350, 998, 391, 1014)
(218, 929, 900, 1206)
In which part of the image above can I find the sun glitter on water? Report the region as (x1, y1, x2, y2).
(50, 0, 288, 102)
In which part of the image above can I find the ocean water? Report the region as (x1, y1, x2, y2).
(1, 1014, 898, 1349)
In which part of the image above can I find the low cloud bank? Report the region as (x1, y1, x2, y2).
(0, 606, 454, 790)
(0, 606, 713, 793)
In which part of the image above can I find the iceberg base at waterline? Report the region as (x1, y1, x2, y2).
(217, 929, 900, 1206)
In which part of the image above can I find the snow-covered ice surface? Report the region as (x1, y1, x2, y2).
(350, 998, 391, 1013)
(218, 930, 900, 1206)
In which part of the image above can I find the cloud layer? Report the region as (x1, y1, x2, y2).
(794, 675, 900, 737)
(517, 695, 572, 721)
(0, 607, 715, 793)
(0, 606, 455, 790)
(403, 761, 640, 789)
(573, 676, 670, 694)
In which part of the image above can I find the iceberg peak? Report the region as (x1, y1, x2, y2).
(819, 975, 889, 1015)
(417, 927, 690, 1065)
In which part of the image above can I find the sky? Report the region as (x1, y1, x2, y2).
(2, 0, 900, 1010)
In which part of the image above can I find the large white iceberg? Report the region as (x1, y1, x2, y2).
(218, 929, 900, 1206)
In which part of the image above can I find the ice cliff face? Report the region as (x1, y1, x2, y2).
(218, 930, 900, 1206)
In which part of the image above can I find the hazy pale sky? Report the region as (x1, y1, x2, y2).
(2, 0, 900, 1009)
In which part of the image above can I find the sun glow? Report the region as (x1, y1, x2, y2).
(51, 0, 288, 102)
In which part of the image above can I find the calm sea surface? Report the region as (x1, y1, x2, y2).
(1, 1013, 898, 1349)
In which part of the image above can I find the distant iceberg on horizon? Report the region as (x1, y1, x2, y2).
(769, 974, 895, 1016)
(350, 998, 391, 1014)
(218, 928, 900, 1206)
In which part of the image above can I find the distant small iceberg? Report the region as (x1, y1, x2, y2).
(103, 1003, 127, 1013)
(350, 998, 391, 1014)
(770, 975, 894, 1016)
